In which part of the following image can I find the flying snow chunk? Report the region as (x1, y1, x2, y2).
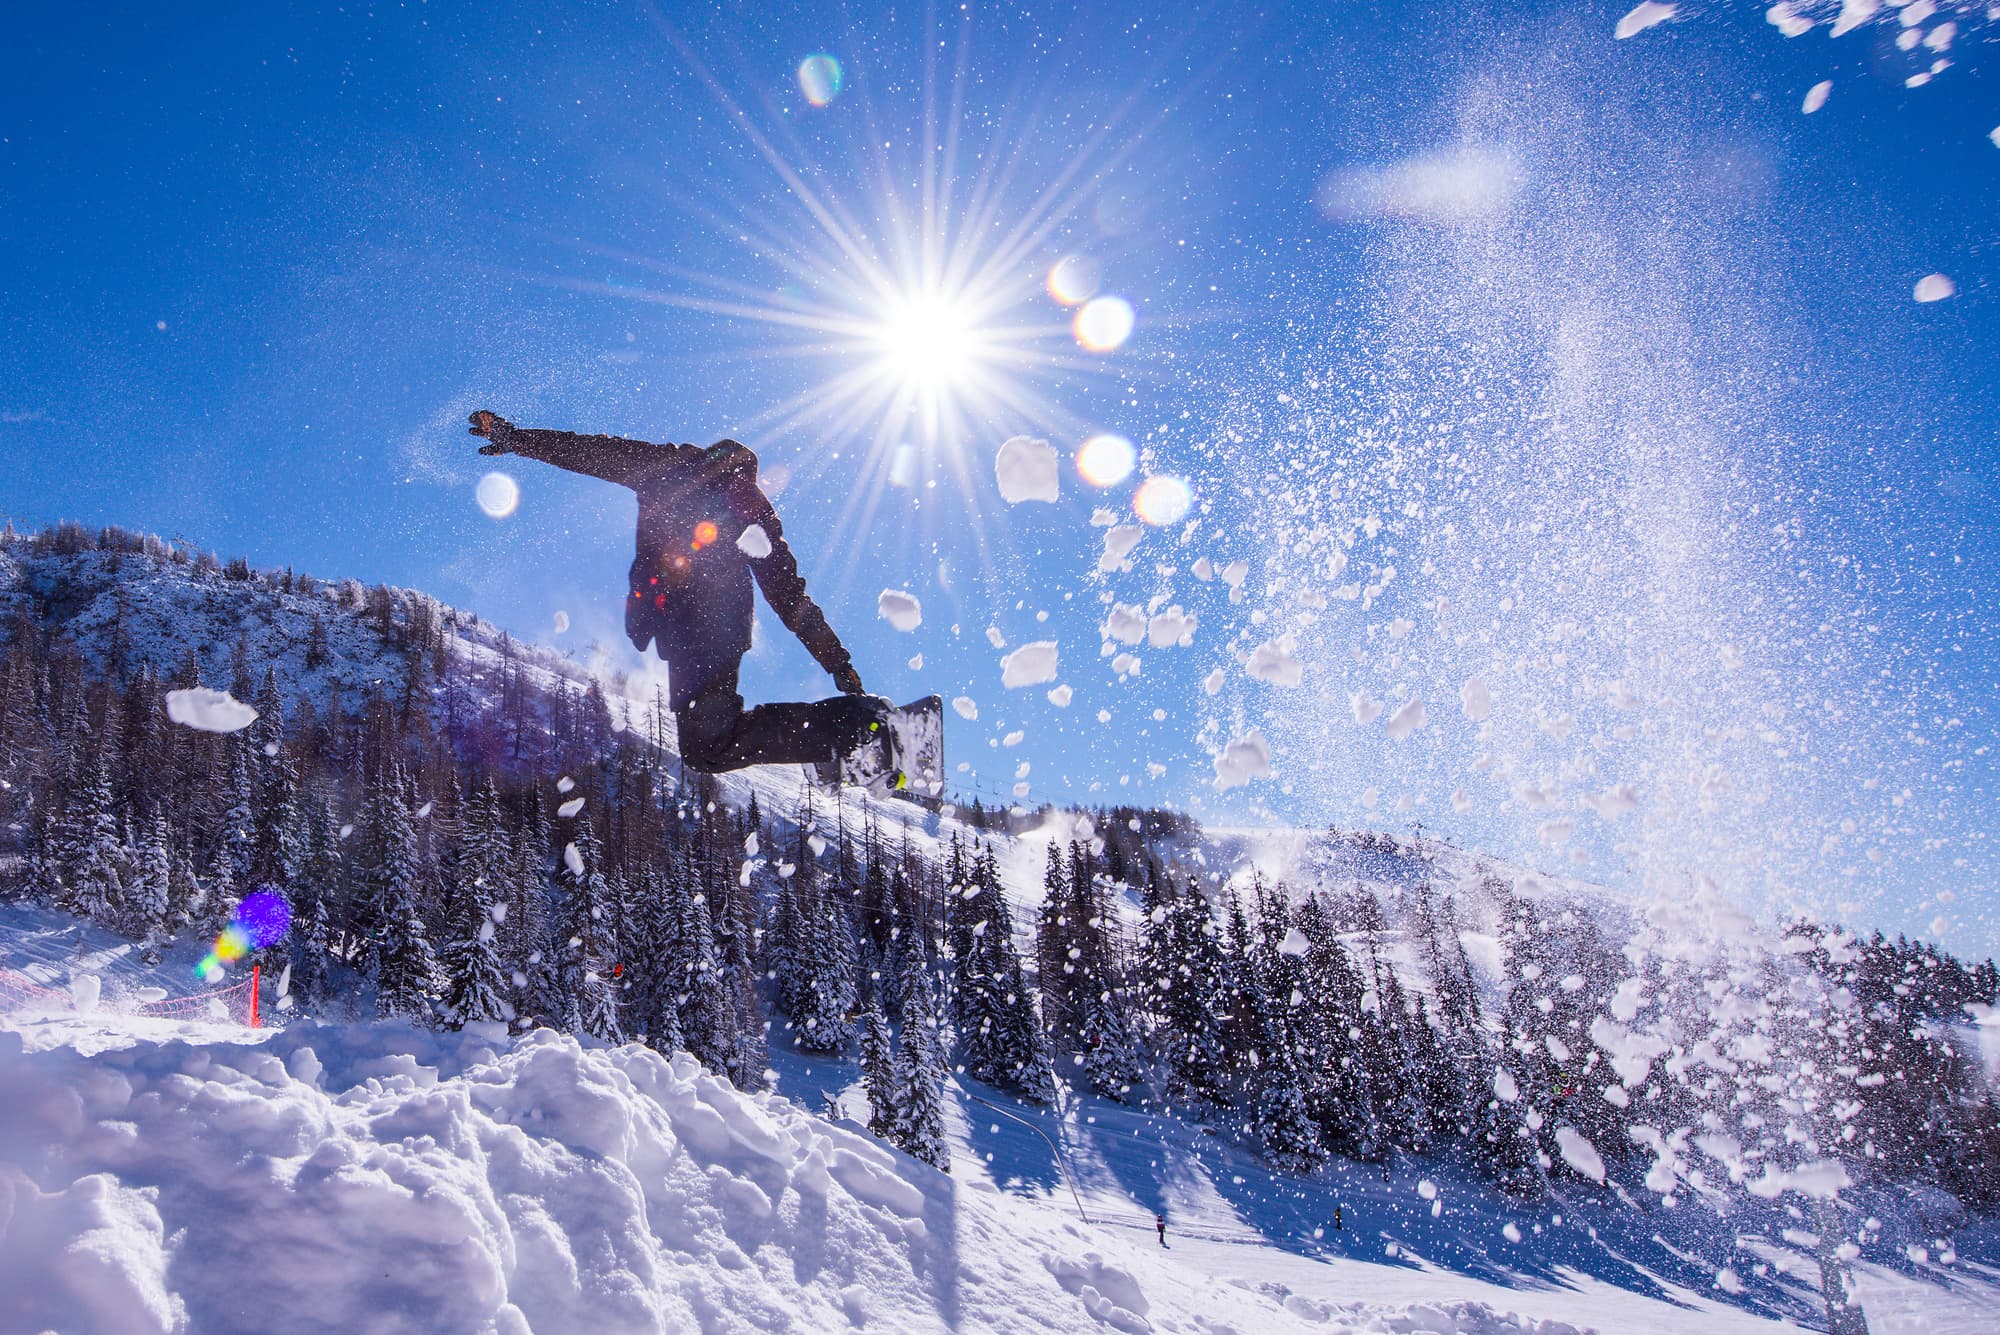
(1769, 2, 1813, 36)
(736, 523, 773, 559)
(563, 843, 584, 877)
(1452, 788, 1470, 812)
(952, 695, 979, 720)
(558, 798, 585, 819)
(1351, 692, 1384, 725)
(1584, 783, 1639, 820)
(877, 589, 923, 632)
(1384, 696, 1427, 739)
(1246, 636, 1304, 687)
(1803, 80, 1832, 113)
(1914, 273, 1956, 303)
(1098, 524, 1143, 572)
(164, 688, 258, 734)
(1104, 603, 1147, 645)
(1047, 684, 1073, 707)
(1494, 1068, 1519, 1103)
(553, 609, 570, 634)
(1460, 676, 1491, 721)
(1147, 606, 1196, 649)
(1203, 668, 1224, 696)
(1614, 2, 1676, 39)
(1555, 1127, 1606, 1183)
(1278, 926, 1310, 956)
(1001, 641, 1060, 688)
(1213, 729, 1273, 790)
(995, 435, 1059, 503)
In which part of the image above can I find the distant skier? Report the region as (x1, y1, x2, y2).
(1156, 1212, 1167, 1247)
(468, 411, 889, 774)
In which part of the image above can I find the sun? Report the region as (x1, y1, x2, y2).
(872, 288, 980, 395)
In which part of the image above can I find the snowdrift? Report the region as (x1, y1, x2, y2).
(0, 1016, 1586, 1335)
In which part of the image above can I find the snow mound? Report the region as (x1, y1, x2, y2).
(0, 1019, 1599, 1335)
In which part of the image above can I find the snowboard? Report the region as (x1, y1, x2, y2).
(821, 695, 943, 797)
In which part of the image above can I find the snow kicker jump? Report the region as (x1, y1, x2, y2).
(469, 411, 934, 789)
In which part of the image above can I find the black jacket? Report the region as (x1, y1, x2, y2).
(492, 424, 851, 678)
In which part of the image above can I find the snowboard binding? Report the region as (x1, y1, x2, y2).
(817, 695, 944, 797)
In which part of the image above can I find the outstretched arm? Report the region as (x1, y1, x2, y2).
(468, 411, 668, 488)
(716, 441, 866, 694)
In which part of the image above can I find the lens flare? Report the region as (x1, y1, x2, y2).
(476, 472, 519, 519)
(1047, 255, 1102, 305)
(798, 54, 843, 107)
(197, 889, 292, 981)
(1074, 296, 1134, 352)
(1133, 475, 1193, 525)
(1076, 433, 1136, 486)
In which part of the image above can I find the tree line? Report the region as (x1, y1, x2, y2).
(3, 521, 1997, 1209)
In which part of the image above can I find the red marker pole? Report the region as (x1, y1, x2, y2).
(249, 963, 260, 1029)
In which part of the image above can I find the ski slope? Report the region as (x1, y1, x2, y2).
(9, 905, 2000, 1334)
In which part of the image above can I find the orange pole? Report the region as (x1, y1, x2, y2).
(249, 963, 260, 1028)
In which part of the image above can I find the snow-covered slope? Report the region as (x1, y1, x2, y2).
(2, 1009, 1594, 1335)
(11, 905, 2000, 1335)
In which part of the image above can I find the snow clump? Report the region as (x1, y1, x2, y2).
(1914, 273, 1956, 303)
(1000, 642, 1060, 688)
(994, 435, 1059, 503)
(1213, 729, 1273, 789)
(877, 589, 923, 632)
(1246, 636, 1304, 687)
(1384, 696, 1427, 739)
(1098, 525, 1143, 573)
(163, 688, 258, 734)
(736, 523, 773, 559)
(1555, 1127, 1606, 1184)
(1803, 80, 1832, 113)
(1614, 2, 1676, 39)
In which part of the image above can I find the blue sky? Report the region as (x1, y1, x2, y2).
(2, 2, 1995, 952)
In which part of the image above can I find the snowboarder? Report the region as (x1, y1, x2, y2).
(1155, 1212, 1167, 1247)
(468, 411, 889, 774)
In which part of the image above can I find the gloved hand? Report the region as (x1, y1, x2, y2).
(832, 664, 865, 695)
(468, 410, 515, 454)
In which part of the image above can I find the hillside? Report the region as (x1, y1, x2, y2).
(4, 522, 2000, 1333)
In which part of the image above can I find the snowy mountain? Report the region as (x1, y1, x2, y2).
(4, 522, 1999, 1334)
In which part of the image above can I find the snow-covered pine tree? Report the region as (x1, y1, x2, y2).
(284, 792, 340, 1014)
(860, 999, 897, 1140)
(892, 969, 951, 1171)
(436, 855, 508, 1028)
(360, 766, 438, 1019)
(789, 885, 857, 1053)
(504, 786, 557, 1027)
(1150, 876, 1233, 1107)
(128, 813, 173, 944)
(558, 818, 621, 1041)
(678, 888, 733, 1074)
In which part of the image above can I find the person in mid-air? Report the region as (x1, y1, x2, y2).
(468, 410, 889, 774)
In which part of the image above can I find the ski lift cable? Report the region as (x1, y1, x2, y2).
(963, 1090, 1091, 1224)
